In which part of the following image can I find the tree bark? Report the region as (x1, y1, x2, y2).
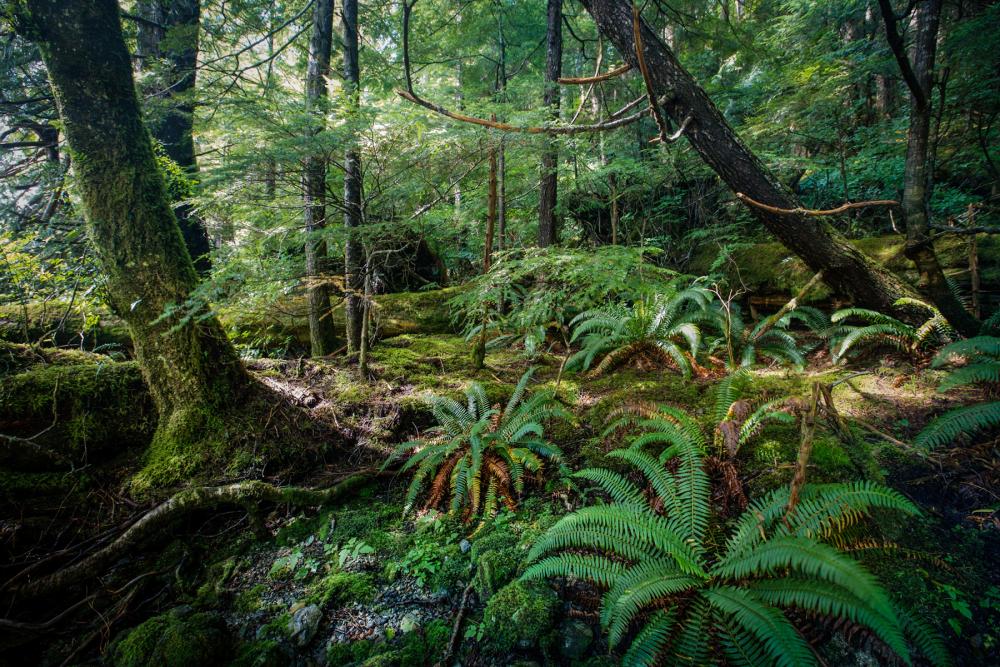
(303, 0, 339, 357)
(134, 0, 212, 273)
(343, 0, 365, 353)
(580, 0, 924, 320)
(538, 0, 562, 247)
(14, 0, 251, 477)
(885, 0, 980, 335)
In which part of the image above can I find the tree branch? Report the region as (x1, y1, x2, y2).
(876, 0, 928, 110)
(558, 63, 631, 84)
(632, 2, 672, 143)
(735, 192, 899, 216)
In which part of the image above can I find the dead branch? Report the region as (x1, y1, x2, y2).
(14, 474, 373, 598)
(632, 3, 671, 143)
(736, 192, 899, 216)
(397, 89, 648, 135)
(435, 582, 474, 667)
(750, 270, 824, 343)
(649, 114, 692, 144)
(558, 63, 631, 84)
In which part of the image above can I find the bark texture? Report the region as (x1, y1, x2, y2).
(887, 0, 979, 335)
(16, 0, 251, 481)
(538, 0, 562, 247)
(134, 0, 212, 272)
(580, 0, 923, 319)
(303, 0, 339, 356)
(343, 0, 365, 353)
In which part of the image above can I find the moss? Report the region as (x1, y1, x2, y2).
(307, 571, 375, 607)
(396, 618, 450, 667)
(326, 639, 376, 666)
(0, 300, 130, 350)
(111, 608, 231, 667)
(234, 584, 269, 614)
(0, 469, 88, 501)
(230, 639, 291, 667)
(218, 287, 462, 357)
(687, 235, 1000, 299)
(0, 361, 155, 461)
(471, 528, 524, 597)
(481, 580, 559, 656)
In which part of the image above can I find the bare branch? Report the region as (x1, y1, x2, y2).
(735, 192, 899, 216)
(632, 2, 671, 143)
(558, 63, 631, 84)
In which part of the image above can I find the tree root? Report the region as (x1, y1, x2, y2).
(13, 473, 373, 599)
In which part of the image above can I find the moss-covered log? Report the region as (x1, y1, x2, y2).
(12, 0, 253, 485)
(0, 361, 155, 467)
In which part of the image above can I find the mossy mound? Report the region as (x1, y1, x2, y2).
(0, 341, 113, 377)
(688, 235, 1000, 303)
(0, 361, 155, 465)
(481, 580, 559, 657)
(220, 287, 461, 357)
(110, 608, 232, 667)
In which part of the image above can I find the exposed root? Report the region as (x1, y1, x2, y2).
(12, 474, 373, 598)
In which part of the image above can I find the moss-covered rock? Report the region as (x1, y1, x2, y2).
(0, 361, 155, 466)
(110, 608, 232, 667)
(481, 580, 559, 657)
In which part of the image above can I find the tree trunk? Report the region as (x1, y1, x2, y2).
(343, 0, 365, 353)
(580, 0, 923, 320)
(538, 0, 562, 247)
(134, 0, 212, 273)
(303, 0, 339, 357)
(892, 0, 979, 335)
(16, 0, 251, 482)
(474, 132, 498, 369)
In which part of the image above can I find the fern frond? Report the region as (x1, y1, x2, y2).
(915, 401, 1000, 448)
(521, 553, 627, 587)
(704, 586, 816, 667)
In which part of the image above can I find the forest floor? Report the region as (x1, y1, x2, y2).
(2, 328, 999, 666)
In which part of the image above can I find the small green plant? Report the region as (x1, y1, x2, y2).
(333, 537, 375, 569)
(916, 336, 1000, 448)
(705, 297, 823, 370)
(524, 405, 948, 666)
(830, 298, 954, 363)
(568, 285, 712, 377)
(268, 548, 303, 579)
(385, 369, 568, 521)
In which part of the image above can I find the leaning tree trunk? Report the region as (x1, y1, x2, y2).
(343, 0, 365, 353)
(14, 0, 251, 481)
(886, 0, 979, 335)
(580, 0, 924, 320)
(134, 0, 212, 272)
(538, 0, 562, 247)
(303, 0, 339, 357)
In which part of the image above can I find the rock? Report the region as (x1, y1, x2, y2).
(287, 604, 322, 647)
(399, 612, 420, 634)
(559, 618, 593, 660)
(459, 539, 471, 553)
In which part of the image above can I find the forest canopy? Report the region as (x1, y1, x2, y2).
(0, 0, 998, 665)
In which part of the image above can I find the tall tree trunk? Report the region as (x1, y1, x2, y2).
(303, 0, 339, 357)
(538, 0, 562, 247)
(135, 0, 212, 272)
(343, 0, 365, 353)
(15, 0, 251, 482)
(886, 0, 979, 335)
(474, 133, 498, 369)
(580, 0, 926, 320)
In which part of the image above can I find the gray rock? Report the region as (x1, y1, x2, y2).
(459, 539, 471, 553)
(399, 612, 420, 633)
(287, 604, 323, 647)
(559, 618, 593, 660)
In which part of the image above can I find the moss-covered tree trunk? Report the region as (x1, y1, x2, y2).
(343, 0, 365, 353)
(14, 0, 251, 484)
(303, 0, 339, 357)
(580, 0, 925, 321)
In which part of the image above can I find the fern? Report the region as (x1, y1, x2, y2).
(385, 369, 568, 520)
(524, 405, 946, 666)
(568, 286, 712, 377)
(705, 300, 818, 371)
(831, 299, 954, 363)
(917, 335, 1000, 448)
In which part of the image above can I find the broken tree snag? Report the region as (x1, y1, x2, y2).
(580, 0, 922, 321)
(735, 193, 900, 216)
(649, 114, 692, 144)
(558, 63, 631, 84)
(15, 474, 373, 599)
